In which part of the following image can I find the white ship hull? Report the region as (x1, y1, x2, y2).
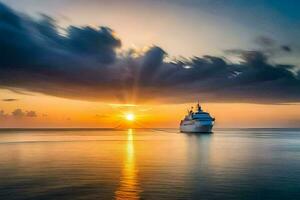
(180, 120, 213, 133)
(180, 103, 215, 133)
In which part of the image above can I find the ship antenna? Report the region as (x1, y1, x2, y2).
(197, 100, 201, 111)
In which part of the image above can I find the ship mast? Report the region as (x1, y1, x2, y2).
(197, 100, 202, 112)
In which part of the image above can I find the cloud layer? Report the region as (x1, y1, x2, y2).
(0, 109, 37, 118)
(0, 2, 299, 104)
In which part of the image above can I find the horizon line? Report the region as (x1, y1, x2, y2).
(0, 127, 299, 131)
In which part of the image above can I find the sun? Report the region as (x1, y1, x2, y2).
(125, 113, 135, 121)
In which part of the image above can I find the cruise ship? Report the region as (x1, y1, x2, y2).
(180, 103, 215, 133)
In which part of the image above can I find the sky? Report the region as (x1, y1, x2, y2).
(0, 0, 300, 128)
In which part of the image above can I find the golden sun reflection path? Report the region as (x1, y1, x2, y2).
(114, 129, 141, 200)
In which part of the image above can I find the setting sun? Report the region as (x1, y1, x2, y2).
(125, 113, 135, 121)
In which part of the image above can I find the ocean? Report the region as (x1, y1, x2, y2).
(0, 128, 299, 200)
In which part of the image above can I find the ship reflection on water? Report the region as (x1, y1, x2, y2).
(115, 129, 141, 200)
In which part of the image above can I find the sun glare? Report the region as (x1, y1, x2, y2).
(125, 113, 135, 121)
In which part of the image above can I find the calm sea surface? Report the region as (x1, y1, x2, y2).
(0, 128, 300, 200)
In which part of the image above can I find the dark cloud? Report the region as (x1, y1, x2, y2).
(11, 109, 25, 118)
(281, 45, 292, 52)
(4, 108, 38, 118)
(2, 98, 18, 102)
(255, 36, 276, 47)
(254, 36, 293, 55)
(26, 110, 37, 117)
(0, 110, 9, 118)
(0, 2, 299, 104)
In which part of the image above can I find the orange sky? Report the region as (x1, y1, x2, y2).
(1, 89, 299, 128)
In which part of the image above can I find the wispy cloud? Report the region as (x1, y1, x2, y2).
(108, 104, 138, 108)
(2, 98, 18, 102)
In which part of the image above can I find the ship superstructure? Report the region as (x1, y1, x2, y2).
(180, 103, 215, 133)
